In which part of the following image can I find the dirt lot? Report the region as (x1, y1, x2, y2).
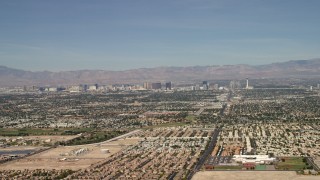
(192, 171, 319, 180)
(0, 137, 140, 170)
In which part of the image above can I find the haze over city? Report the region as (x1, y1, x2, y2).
(1, 0, 320, 71)
(1, 1, 320, 180)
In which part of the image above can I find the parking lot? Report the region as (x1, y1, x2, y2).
(206, 156, 233, 165)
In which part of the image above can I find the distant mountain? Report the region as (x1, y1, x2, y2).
(1, 59, 320, 87)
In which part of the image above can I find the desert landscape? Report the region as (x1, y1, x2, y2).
(192, 171, 319, 180)
(0, 137, 140, 170)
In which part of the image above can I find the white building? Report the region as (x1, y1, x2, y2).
(88, 85, 97, 91)
(48, 87, 57, 92)
(245, 78, 254, 89)
(68, 85, 81, 92)
(233, 155, 276, 164)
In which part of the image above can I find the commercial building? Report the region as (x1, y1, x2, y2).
(151, 82, 161, 90)
(233, 155, 276, 165)
(245, 78, 254, 89)
(165, 82, 172, 90)
(143, 82, 152, 90)
(203, 81, 209, 90)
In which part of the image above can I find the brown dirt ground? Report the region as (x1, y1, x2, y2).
(192, 171, 319, 180)
(0, 138, 140, 171)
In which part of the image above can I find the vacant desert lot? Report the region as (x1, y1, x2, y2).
(192, 171, 319, 180)
(0, 138, 140, 170)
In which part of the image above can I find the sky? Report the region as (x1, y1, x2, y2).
(0, 0, 320, 71)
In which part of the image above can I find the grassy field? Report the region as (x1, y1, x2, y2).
(255, 165, 266, 170)
(276, 157, 310, 170)
(142, 122, 189, 129)
(62, 130, 127, 145)
(186, 115, 197, 122)
(0, 128, 96, 136)
(213, 165, 243, 170)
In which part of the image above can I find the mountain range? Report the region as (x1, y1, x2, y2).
(1, 59, 320, 87)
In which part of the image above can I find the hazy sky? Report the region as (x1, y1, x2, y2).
(1, 0, 320, 71)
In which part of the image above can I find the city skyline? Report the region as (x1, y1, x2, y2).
(1, 0, 320, 71)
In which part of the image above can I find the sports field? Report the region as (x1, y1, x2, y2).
(276, 157, 309, 170)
